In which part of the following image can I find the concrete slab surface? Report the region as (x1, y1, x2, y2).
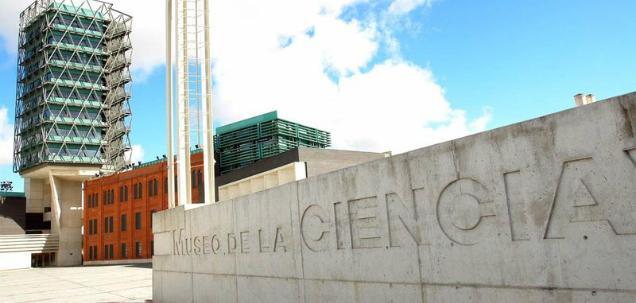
(0, 264, 152, 303)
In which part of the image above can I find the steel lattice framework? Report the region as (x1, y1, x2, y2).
(13, 0, 132, 173)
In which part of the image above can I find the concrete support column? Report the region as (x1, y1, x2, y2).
(24, 177, 46, 213)
(48, 174, 83, 266)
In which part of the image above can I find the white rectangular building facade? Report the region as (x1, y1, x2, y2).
(153, 93, 636, 303)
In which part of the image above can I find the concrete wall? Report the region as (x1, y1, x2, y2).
(153, 93, 636, 303)
(218, 162, 306, 201)
(0, 196, 26, 235)
(299, 148, 388, 177)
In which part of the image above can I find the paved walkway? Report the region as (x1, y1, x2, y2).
(0, 264, 152, 303)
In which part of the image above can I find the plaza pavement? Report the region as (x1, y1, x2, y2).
(0, 264, 152, 303)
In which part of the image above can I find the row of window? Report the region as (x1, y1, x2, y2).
(87, 171, 206, 207)
(89, 177, 164, 205)
(87, 242, 146, 261)
(52, 15, 106, 32)
(46, 33, 102, 49)
(87, 211, 155, 235)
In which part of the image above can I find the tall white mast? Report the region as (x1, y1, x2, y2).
(167, 0, 215, 207)
(165, 0, 175, 208)
(201, 0, 216, 204)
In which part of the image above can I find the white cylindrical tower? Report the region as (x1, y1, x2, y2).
(166, 0, 215, 207)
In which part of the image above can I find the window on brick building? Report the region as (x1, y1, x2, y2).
(135, 212, 141, 230)
(120, 185, 128, 202)
(89, 219, 97, 235)
(104, 244, 114, 259)
(103, 244, 114, 259)
(148, 179, 159, 197)
(121, 243, 127, 258)
(121, 214, 127, 231)
(103, 217, 114, 233)
(88, 193, 99, 208)
(89, 193, 95, 207)
(103, 189, 115, 205)
(134, 182, 143, 199)
(88, 246, 96, 260)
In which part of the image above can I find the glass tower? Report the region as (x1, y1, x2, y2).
(13, 0, 132, 173)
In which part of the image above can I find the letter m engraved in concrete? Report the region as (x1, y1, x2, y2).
(544, 157, 636, 239)
(349, 197, 383, 249)
(173, 229, 185, 255)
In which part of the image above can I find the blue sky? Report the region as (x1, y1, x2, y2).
(1, 0, 635, 192)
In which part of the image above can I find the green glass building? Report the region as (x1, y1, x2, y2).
(13, 0, 132, 173)
(214, 111, 331, 173)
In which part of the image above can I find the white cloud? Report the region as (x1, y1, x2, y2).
(388, 0, 434, 15)
(126, 144, 144, 164)
(0, 0, 491, 155)
(0, 107, 14, 165)
(208, 0, 491, 154)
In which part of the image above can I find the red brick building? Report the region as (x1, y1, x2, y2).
(83, 151, 206, 262)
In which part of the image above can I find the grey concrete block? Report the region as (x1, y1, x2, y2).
(153, 93, 636, 302)
(192, 273, 236, 303)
